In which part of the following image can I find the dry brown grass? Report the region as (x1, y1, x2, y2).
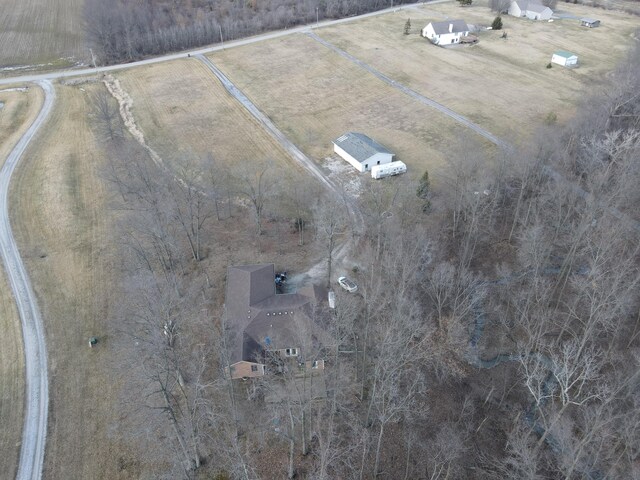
(0, 0, 86, 72)
(114, 59, 296, 175)
(9, 81, 145, 479)
(316, 0, 638, 142)
(0, 84, 44, 480)
(208, 34, 483, 179)
(0, 265, 22, 480)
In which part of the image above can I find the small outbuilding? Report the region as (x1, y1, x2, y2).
(333, 132, 395, 173)
(422, 20, 470, 45)
(508, 0, 553, 20)
(580, 18, 600, 28)
(551, 50, 578, 67)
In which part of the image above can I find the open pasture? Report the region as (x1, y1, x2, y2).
(315, 0, 638, 141)
(208, 33, 482, 179)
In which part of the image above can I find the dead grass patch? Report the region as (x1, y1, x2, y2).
(208, 33, 483, 180)
(9, 81, 143, 479)
(315, 0, 638, 142)
(0, 83, 44, 480)
(114, 59, 295, 175)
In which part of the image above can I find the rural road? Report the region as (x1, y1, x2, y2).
(0, 80, 53, 480)
(0, 1, 451, 87)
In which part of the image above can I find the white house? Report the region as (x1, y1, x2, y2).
(508, 0, 553, 20)
(421, 20, 470, 45)
(333, 132, 394, 173)
(551, 50, 578, 67)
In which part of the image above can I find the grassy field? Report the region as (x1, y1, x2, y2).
(0, 84, 44, 480)
(208, 34, 479, 180)
(9, 82, 145, 480)
(114, 59, 297, 175)
(315, 0, 638, 142)
(0, 0, 86, 72)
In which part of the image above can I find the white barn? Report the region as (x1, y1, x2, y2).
(508, 0, 553, 20)
(422, 20, 470, 45)
(551, 50, 578, 67)
(333, 133, 394, 173)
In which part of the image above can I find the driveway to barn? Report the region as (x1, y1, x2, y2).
(0, 80, 54, 480)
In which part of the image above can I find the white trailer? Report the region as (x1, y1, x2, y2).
(371, 161, 407, 179)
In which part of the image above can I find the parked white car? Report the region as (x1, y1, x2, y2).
(338, 276, 358, 293)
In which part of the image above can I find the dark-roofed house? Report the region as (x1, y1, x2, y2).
(421, 19, 470, 45)
(580, 18, 600, 28)
(225, 264, 331, 380)
(333, 132, 395, 173)
(508, 0, 553, 20)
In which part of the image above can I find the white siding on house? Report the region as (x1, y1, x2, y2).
(422, 23, 469, 45)
(333, 144, 394, 172)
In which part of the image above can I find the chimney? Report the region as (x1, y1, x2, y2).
(449, 23, 453, 33)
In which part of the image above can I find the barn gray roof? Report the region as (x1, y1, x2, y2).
(581, 17, 598, 23)
(225, 264, 331, 364)
(333, 132, 392, 163)
(428, 19, 469, 35)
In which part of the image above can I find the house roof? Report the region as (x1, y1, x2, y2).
(553, 50, 577, 59)
(427, 19, 469, 35)
(526, 2, 551, 13)
(225, 264, 331, 364)
(580, 17, 598, 23)
(511, 0, 551, 12)
(333, 132, 392, 163)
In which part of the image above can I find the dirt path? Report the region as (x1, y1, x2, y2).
(195, 54, 364, 232)
(305, 30, 506, 148)
(0, 80, 54, 480)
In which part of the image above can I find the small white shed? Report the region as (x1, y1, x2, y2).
(333, 133, 394, 173)
(551, 50, 578, 67)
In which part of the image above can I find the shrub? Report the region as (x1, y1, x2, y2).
(546, 62, 553, 68)
(492, 16, 503, 30)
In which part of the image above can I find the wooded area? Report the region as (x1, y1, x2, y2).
(84, 0, 415, 64)
(91, 41, 640, 478)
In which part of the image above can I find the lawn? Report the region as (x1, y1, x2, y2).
(208, 33, 480, 180)
(114, 59, 295, 176)
(9, 81, 144, 479)
(0, 0, 87, 72)
(314, 0, 638, 142)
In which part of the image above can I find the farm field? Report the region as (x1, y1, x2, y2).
(0, 84, 44, 480)
(315, 0, 638, 143)
(114, 59, 297, 175)
(0, 0, 86, 74)
(9, 82, 143, 479)
(208, 34, 482, 180)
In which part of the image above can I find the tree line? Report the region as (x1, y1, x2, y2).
(85, 0, 416, 65)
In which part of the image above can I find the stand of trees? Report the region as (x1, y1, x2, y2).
(90, 40, 640, 478)
(85, 0, 417, 64)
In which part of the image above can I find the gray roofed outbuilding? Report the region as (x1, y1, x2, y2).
(333, 132, 392, 163)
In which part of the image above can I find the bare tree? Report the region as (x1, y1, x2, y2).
(313, 196, 348, 288)
(232, 160, 279, 236)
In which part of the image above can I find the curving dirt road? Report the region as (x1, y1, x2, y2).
(0, 80, 54, 480)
